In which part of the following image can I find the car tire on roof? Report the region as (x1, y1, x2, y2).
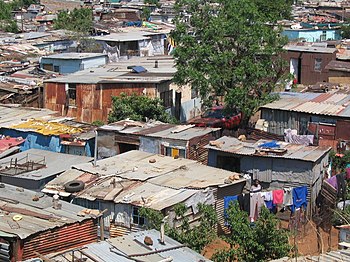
(64, 180, 85, 193)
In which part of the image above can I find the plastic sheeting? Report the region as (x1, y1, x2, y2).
(11, 119, 82, 135)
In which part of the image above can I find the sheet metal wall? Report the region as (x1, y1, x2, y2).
(44, 82, 159, 123)
(261, 109, 310, 136)
(282, 50, 336, 85)
(21, 219, 97, 260)
(189, 133, 218, 164)
(216, 182, 246, 233)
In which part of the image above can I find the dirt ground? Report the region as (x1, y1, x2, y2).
(202, 221, 339, 260)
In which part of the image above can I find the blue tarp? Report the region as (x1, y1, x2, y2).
(258, 141, 280, 149)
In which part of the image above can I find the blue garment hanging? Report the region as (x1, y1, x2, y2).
(291, 186, 308, 213)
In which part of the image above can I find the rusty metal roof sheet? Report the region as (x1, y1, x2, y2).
(261, 92, 350, 118)
(205, 136, 331, 162)
(0, 183, 96, 239)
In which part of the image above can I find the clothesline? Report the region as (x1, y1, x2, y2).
(224, 185, 308, 223)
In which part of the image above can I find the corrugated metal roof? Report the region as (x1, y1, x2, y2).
(271, 248, 350, 261)
(205, 136, 331, 162)
(261, 92, 350, 118)
(143, 125, 221, 140)
(45, 229, 211, 262)
(109, 229, 212, 262)
(0, 149, 92, 180)
(71, 150, 244, 187)
(42, 53, 106, 60)
(44, 151, 245, 209)
(0, 183, 96, 239)
(0, 105, 57, 128)
(284, 45, 337, 54)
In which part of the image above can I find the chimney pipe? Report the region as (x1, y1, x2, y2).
(154, 60, 158, 68)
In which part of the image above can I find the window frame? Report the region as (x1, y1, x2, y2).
(67, 83, 77, 106)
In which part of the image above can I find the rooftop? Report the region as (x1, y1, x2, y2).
(284, 45, 337, 54)
(0, 104, 57, 128)
(260, 92, 350, 118)
(0, 149, 92, 181)
(0, 183, 98, 240)
(44, 56, 176, 84)
(92, 30, 166, 43)
(41, 52, 107, 60)
(205, 136, 331, 162)
(99, 120, 220, 140)
(43, 150, 245, 208)
(47, 229, 211, 262)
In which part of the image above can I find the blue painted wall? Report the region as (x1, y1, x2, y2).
(0, 128, 94, 157)
(40, 56, 107, 74)
(282, 29, 341, 42)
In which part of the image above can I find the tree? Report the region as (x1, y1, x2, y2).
(171, 0, 291, 125)
(212, 202, 291, 262)
(140, 203, 218, 253)
(54, 8, 93, 33)
(108, 93, 177, 123)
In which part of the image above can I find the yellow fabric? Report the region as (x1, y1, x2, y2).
(11, 119, 82, 135)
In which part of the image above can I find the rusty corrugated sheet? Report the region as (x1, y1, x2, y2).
(336, 120, 350, 140)
(311, 93, 333, 103)
(22, 219, 97, 260)
(318, 139, 338, 151)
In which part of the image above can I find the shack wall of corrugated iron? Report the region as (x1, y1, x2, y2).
(45, 82, 158, 123)
(21, 219, 97, 260)
(336, 120, 350, 140)
(44, 82, 66, 115)
(283, 51, 336, 85)
(216, 183, 245, 233)
(188, 134, 213, 164)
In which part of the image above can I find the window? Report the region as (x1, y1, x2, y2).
(320, 31, 327, 41)
(132, 206, 145, 225)
(42, 63, 53, 71)
(160, 90, 173, 108)
(68, 83, 77, 106)
(53, 65, 60, 72)
(165, 147, 186, 158)
(314, 58, 322, 72)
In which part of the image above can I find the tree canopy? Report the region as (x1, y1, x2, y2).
(212, 202, 291, 262)
(54, 8, 93, 33)
(171, 0, 291, 124)
(0, 0, 38, 33)
(108, 93, 177, 123)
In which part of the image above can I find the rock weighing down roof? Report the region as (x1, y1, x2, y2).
(0, 183, 98, 240)
(43, 150, 245, 210)
(205, 136, 331, 162)
(46, 229, 211, 262)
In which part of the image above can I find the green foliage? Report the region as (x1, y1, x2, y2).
(108, 93, 177, 124)
(54, 8, 93, 33)
(144, 0, 160, 7)
(333, 205, 350, 226)
(139, 207, 164, 231)
(140, 203, 218, 253)
(341, 24, 350, 39)
(141, 7, 151, 21)
(330, 150, 350, 173)
(172, 0, 291, 124)
(212, 202, 291, 262)
(0, 0, 38, 32)
(92, 120, 104, 127)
